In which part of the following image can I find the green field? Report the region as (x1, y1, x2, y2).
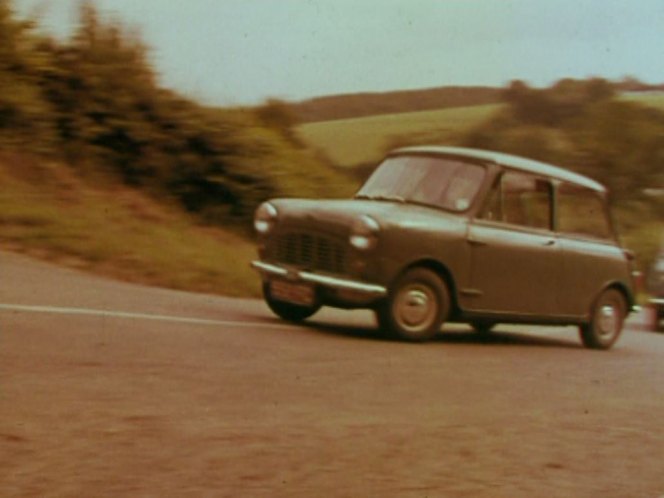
(297, 103, 504, 168)
(621, 91, 664, 110)
(298, 92, 664, 170)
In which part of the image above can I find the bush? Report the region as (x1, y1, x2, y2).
(0, 0, 351, 228)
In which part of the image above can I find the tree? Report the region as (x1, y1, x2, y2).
(0, 0, 56, 149)
(256, 98, 302, 146)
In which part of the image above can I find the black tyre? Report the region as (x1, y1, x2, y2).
(263, 283, 321, 322)
(579, 288, 626, 350)
(375, 268, 449, 342)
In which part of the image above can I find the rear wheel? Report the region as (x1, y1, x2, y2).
(375, 268, 449, 342)
(263, 283, 321, 322)
(579, 289, 626, 350)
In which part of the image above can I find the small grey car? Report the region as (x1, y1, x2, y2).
(252, 146, 636, 349)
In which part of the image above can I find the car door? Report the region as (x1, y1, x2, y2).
(555, 182, 631, 317)
(465, 170, 560, 316)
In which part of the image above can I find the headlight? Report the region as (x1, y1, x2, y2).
(349, 215, 380, 250)
(254, 202, 278, 234)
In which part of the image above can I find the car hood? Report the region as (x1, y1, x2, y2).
(270, 198, 464, 233)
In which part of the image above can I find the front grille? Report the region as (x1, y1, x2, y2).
(270, 232, 346, 274)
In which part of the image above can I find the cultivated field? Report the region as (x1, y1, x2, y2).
(621, 91, 664, 110)
(297, 103, 503, 168)
(298, 91, 664, 170)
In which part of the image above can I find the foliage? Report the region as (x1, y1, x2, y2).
(255, 98, 302, 146)
(0, 151, 261, 296)
(502, 78, 615, 127)
(462, 79, 664, 201)
(0, 0, 350, 228)
(0, 0, 56, 150)
(461, 78, 664, 270)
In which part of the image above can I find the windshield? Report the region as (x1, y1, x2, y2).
(356, 155, 486, 212)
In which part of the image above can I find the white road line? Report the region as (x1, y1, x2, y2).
(0, 303, 293, 330)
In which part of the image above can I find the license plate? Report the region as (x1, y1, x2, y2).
(270, 279, 315, 306)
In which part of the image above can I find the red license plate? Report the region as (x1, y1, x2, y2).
(270, 279, 315, 306)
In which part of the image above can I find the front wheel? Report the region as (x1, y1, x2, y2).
(263, 283, 321, 322)
(579, 289, 626, 350)
(375, 268, 449, 342)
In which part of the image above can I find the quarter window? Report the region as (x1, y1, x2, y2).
(481, 171, 552, 230)
(557, 183, 613, 240)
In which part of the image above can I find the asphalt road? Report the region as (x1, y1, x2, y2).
(1, 250, 662, 498)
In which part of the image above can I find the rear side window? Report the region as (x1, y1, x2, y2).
(481, 171, 552, 230)
(557, 183, 613, 240)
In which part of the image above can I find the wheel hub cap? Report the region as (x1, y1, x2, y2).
(598, 304, 617, 337)
(395, 286, 435, 331)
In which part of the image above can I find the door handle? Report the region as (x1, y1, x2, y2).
(543, 239, 556, 246)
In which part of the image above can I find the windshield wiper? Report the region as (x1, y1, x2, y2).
(376, 194, 405, 203)
(355, 194, 406, 203)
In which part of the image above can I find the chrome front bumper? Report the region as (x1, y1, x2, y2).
(251, 261, 387, 298)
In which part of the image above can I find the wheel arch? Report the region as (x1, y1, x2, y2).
(605, 280, 635, 311)
(584, 281, 634, 323)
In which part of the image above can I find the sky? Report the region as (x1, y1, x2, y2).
(13, 0, 664, 106)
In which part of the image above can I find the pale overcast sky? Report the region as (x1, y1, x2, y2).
(13, 0, 664, 106)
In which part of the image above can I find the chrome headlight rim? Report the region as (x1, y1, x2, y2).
(254, 201, 278, 235)
(349, 214, 380, 251)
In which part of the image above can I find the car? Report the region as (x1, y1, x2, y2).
(647, 252, 664, 332)
(251, 146, 637, 349)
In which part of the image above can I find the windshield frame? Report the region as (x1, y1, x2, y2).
(355, 153, 489, 214)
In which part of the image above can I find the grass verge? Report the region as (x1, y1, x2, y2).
(0, 153, 261, 297)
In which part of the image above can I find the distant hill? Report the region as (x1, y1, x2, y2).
(290, 86, 503, 123)
(289, 79, 664, 124)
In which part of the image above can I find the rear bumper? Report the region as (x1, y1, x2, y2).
(251, 260, 387, 299)
(649, 297, 664, 314)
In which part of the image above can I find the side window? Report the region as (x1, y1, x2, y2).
(481, 171, 552, 230)
(557, 183, 613, 240)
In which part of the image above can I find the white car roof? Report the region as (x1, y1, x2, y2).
(393, 146, 606, 192)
